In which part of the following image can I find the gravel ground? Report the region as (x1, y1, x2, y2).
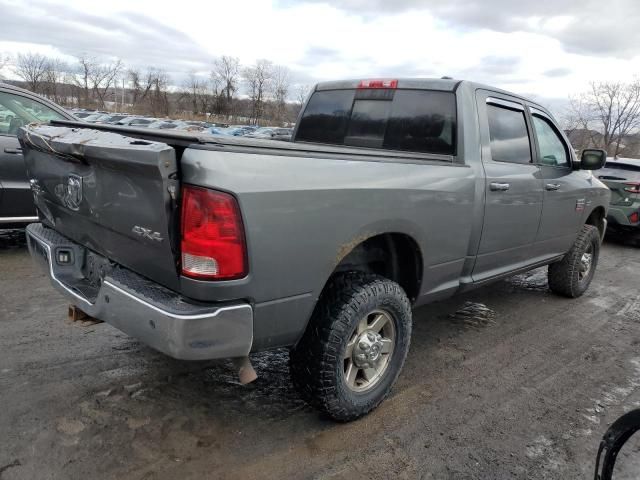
(1, 230, 640, 479)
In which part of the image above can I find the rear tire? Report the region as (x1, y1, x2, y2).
(548, 224, 600, 298)
(290, 272, 412, 422)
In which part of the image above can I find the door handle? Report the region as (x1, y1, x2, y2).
(545, 183, 561, 191)
(3, 147, 22, 154)
(490, 182, 510, 191)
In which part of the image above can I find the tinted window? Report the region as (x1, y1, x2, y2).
(296, 89, 355, 144)
(486, 104, 531, 164)
(296, 89, 456, 155)
(0, 92, 65, 136)
(345, 100, 391, 149)
(384, 90, 456, 155)
(532, 115, 569, 167)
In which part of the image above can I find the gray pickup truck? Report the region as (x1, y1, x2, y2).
(20, 78, 610, 421)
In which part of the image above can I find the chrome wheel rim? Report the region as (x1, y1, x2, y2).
(579, 244, 594, 281)
(343, 309, 395, 392)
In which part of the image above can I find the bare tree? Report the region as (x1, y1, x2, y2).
(71, 56, 96, 107)
(568, 80, 640, 157)
(182, 72, 209, 115)
(212, 56, 240, 115)
(152, 70, 170, 117)
(129, 67, 153, 110)
(89, 59, 123, 109)
(128, 67, 170, 116)
(295, 84, 312, 107)
(42, 58, 68, 103)
(272, 66, 290, 125)
(14, 52, 49, 93)
(243, 59, 273, 124)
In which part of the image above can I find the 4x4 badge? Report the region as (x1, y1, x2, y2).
(132, 226, 164, 242)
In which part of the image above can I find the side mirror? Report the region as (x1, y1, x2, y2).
(580, 149, 607, 170)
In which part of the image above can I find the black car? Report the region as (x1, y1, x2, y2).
(0, 83, 75, 228)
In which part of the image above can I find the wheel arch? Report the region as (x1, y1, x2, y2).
(292, 224, 426, 348)
(585, 206, 607, 240)
(329, 232, 424, 302)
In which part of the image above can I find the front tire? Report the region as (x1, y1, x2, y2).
(548, 224, 600, 298)
(290, 272, 412, 422)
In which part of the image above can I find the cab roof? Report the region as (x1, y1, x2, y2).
(313, 77, 549, 114)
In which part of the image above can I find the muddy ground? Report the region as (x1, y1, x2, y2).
(1, 231, 640, 479)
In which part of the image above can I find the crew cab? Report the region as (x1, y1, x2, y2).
(20, 78, 610, 421)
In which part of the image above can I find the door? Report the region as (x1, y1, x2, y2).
(529, 108, 586, 257)
(0, 90, 67, 222)
(472, 92, 544, 281)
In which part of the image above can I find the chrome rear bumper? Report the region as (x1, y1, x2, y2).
(26, 223, 253, 360)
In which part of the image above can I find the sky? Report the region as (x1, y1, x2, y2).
(1, 0, 639, 114)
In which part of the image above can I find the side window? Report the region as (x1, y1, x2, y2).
(0, 92, 65, 136)
(532, 115, 569, 167)
(486, 104, 532, 164)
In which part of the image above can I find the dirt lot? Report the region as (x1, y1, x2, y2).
(1, 231, 640, 479)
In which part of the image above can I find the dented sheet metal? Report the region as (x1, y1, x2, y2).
(18, 124, 182, 291)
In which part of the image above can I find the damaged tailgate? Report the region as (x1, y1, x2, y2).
(18, 124, 181, 290)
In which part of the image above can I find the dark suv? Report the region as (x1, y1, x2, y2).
(0, 83, 75, 228)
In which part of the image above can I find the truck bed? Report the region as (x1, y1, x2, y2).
(49, 119, 457, 165)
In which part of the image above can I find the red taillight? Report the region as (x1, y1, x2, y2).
(630, 212, 639, 224)
(357, 79, 398, 89)
(624, 182, 640, 194)
(180, 185, 247, 280)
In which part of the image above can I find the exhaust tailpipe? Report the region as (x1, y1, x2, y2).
(232, 356, 257, 384)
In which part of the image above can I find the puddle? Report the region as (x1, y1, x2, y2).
(449, 301, 496, 328)
(507, 268, 549, 292)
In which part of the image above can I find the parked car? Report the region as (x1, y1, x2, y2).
(0, 83, 75, 228)
(598, 158, 640, 237)
(147, 119, 180, 130)
(83, 113, 112, 123)
(227, 125, 259, 136)
(271, 127, 293, 141)
(103, 114, 129, 124)
(244, 127, 276, 139)
(71, 111, 94, 119)
(175, 122, 208, 132)
(116, 117, 156, 127)
(244, 127, 292, 141)
(182, 121, 213, 129)
(20, 78, 609, 421)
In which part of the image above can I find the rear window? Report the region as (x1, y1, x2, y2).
(296, 89, 456, 155)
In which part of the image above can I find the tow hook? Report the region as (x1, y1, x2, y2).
(232, 356, 258, 384)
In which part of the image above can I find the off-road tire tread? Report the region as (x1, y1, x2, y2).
(289, 272, 411, 422)
(548, 224, 600, 298)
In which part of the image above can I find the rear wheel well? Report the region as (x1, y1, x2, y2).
(332, 233, 422, 302)
(586, 206, 606, 238)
